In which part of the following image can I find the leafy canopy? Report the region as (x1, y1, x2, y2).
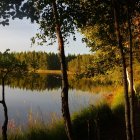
(0, 49, 27, 79)
(22, 0, 86, 46)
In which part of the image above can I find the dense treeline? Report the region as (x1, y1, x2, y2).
(68, 53, 140, 84)
(68, 51, 120, 79)
(68, 54, 96, 78)
(13, 51, 60, 70)
(1, 51, 76, 71)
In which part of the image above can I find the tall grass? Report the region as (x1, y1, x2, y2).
(111, 87, 124, 109)
(0, 101, 126, 140)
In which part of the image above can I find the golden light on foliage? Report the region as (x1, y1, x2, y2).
(133, 14, 140, 41)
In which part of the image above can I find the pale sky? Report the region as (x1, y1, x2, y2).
(0, 18, 91, 55)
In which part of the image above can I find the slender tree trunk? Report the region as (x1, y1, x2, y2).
(112, 0, 132, 140)
(1, 78, 8, 140)
(52, 1, 73, 140)
(2, 78, 5, 101)
(120, 47, 132, 140)
(127, 1, 135, 139)
(2, 101, 8, 140)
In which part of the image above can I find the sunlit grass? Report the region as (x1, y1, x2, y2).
(111, 87, 124, 109)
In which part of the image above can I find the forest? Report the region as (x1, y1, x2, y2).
(0, 0, 140, 140)
(7, 51, 75, 70)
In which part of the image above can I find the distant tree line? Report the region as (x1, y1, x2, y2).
(0, 51, 76, 71)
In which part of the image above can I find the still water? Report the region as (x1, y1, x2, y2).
(0, 74, 103, 126)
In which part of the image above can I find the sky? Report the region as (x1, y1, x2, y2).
(0, 18, 91, 55)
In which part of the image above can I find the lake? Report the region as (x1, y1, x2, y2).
(0, 74, 104, 127)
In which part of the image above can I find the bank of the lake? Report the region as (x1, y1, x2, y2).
(0, 101, 126, 140)
(3, 90, 140, 140)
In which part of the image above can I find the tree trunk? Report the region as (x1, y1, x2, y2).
(112, 0, 132, 140)
(52, 1, 73, 140)
(2, 78, 5, 101)
(2, 101, 8, 140)
(127, 1, 135, 139)
(120, 46, 132, 140)
(1, 78, 8, 140)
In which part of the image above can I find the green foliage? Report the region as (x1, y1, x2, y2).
(68, 54, 96, 78)
(68, 52, 121, 81)
(0, 0, 25, 26)
(96, 66, 122, 85)
(16, 0, 86, 46)
(12, 51, 75, 71)
(68, 54, 140, 85)
(76, 0, 140, 88)
(13, 51, 58, 70)
(78, 0, 139, 51)
(0, 49, 27, 79)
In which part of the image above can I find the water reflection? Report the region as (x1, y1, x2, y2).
(4, 73, 61, 91)
(68, 76, 116, 94)
(0, 73, 115, 93)
(0, 74, 104, 131)
(1, 87, 102, 125)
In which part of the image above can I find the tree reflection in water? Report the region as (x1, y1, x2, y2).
(5, 73, 61, 91)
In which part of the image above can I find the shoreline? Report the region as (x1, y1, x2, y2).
(35, 69, 73, 75)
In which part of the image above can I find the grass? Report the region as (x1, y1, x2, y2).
(72, 102, 115, 140)
(111, 87, 124, 110)
(3, 118, 66, 140)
